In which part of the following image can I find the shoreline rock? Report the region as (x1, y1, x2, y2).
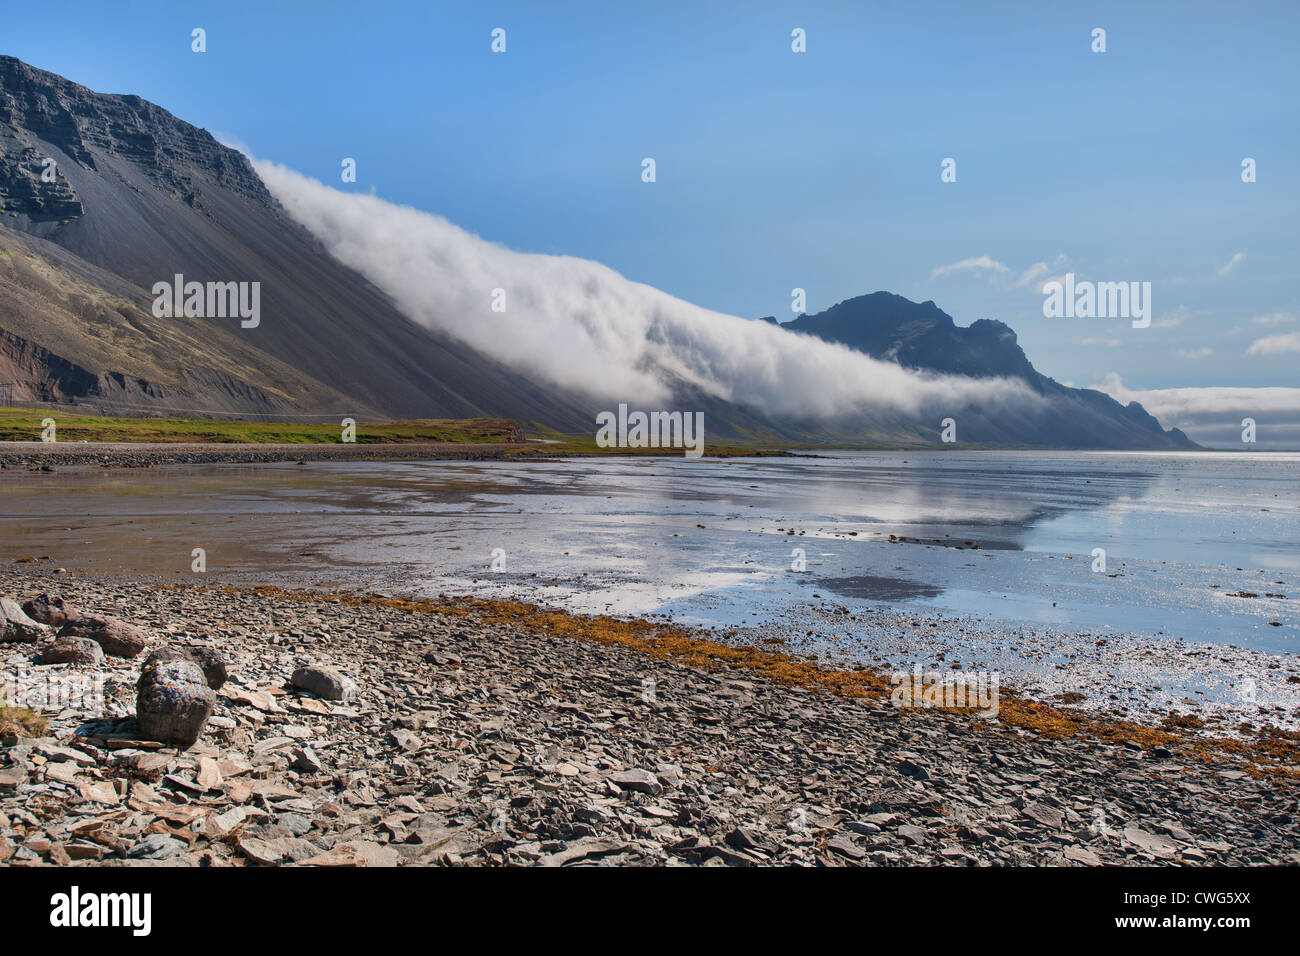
(136, 658, 216, 747)
(1, 598, 49, 643)
(1, 570, 1297, 867)
(58, 615, 149, 658)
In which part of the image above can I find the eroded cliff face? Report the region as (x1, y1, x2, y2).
(0, 55, 270, 220)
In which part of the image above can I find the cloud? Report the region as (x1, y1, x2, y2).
(253, 160, 1032, 420)
(1246, 331, 1300, 356)
(1081, 337, 1122, 347)
(929, 253, 1067, 295)
(1097, 374, 1300, 426)
(1217, 251, 1247, 276)
(1013, 254, 1068, 289)
(1152, 306, 1187, 329)
(930, 255, 1010, 280)
(1176, 347, 1213, 359)
(1251, 311, 1297, 327)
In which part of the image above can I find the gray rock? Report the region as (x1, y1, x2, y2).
(145, 645, 227, 689)
(898, 824, 928, 845)
(277, 812, 313, 836)
(237, 835, 284, 865)
(897, 758, 930, 781)
(39, 635, 104, 666)
(60, 614, 149, 658)
(291, 747, 324, 773)
(827, 834, 867, 859)
(1123, 826, 1177, 859)
(128, 833, 185, 860)
(136, 659, 215, 746)
(611, 768, 662, 795)
(1023, 802, 1064, 829)
(1, 598, 50, 643)
(0, 767, 27, 790)
(290, 665, 357, 701)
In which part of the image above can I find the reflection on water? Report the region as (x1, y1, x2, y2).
(0, 450, 1296, 652)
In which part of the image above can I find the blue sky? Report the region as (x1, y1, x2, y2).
(4, 0, 1298, 392)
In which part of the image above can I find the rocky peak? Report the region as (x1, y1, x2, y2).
(0, 55, 271, 219)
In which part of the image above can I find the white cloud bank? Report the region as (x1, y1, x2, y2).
(1094, 373, 1300, 419)
(1094, 373, 1300, 447)
(254, 160, 1031, 419)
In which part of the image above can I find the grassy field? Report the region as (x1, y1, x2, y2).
(0, 407, 523, 444)
(0, 407, 798, 456)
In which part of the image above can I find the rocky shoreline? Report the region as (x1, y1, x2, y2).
(2, 568, 1297, 867)
(0, 441, 537, 470)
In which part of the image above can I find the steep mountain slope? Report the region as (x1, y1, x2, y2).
(0, 55, 591, 427)
(0, 226, 361, 415)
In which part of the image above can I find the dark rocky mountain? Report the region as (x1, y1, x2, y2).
(776, 293, 1039, 381)
(760, 293, 1196, 448)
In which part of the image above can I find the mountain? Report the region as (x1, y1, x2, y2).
(0, 56, 1193, 449)
(760, 292, 1196, 448)
(0, 55, 590, 427)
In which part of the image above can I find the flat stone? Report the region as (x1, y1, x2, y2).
(128, 833, 184, 860)
(898, 824, 928, 845)
(611, 768, 662, 795)
(1064, 846, 1102, 866)
(1123, 826, 1177, 859)
(1023, 802, 1064, 829)
(238, 836, 284, 865)
(77, 781, 119, 805)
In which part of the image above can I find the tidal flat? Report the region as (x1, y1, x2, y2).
(1, 449, 1297, 732)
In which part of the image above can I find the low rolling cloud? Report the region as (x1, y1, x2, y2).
(254, 160, 1031, 419)
(1095, 373, 1300, 449)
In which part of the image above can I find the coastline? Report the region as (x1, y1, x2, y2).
(0, 441, 538, 469)
(2, 567, 1297, 866)
(0, 441, 802, 469)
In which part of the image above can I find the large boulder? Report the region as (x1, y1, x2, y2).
(39, 635, 104, 666)
(21, 593, 80, 628)
(144, 646, 227, 690)
(291, 665, 357, 702)
(1, 598, 51, 643)
(59, 615, 149, 658)
(136, 659, 215, 747)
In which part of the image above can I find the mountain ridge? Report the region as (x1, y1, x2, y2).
(760, 292, 1196, 448)
(0, 55, 1195, 449)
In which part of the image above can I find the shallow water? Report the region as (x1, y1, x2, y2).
(2, 450, 1296, 648)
